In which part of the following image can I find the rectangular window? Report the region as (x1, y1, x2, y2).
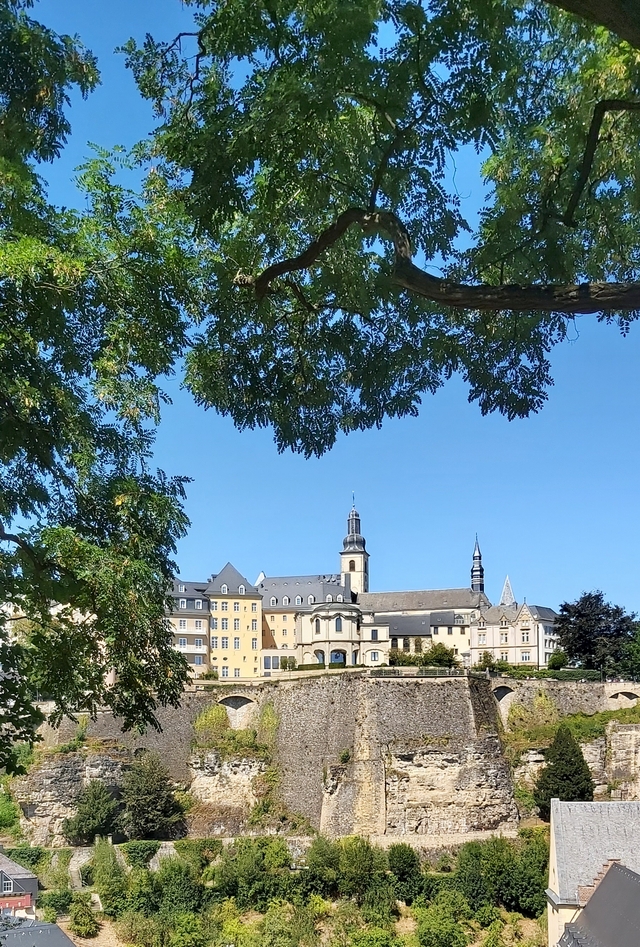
(234, 637, 240, 649)
(178, 638, 186, 648)
(521, 652, 531, 662)
(500, 632, 508, 644)
(211, 601, 218, 611)
(179, 598, 186, 609)
(270, 614, 275, 623)
(234, 668, 240, 678)
(234, 602, 240, 612)
(252, 638, 257, 650)
(432, 627, 439, 635)
(194, 655, 203, 665)
(522, 631, 530, 643)
(460, 627, 467, 634)
(501, 651, 509, 662)
(195, 638, 203, 648)
(282, 629, 287, 636)
(233, 618, 240, 631)
(2, 880, 12, 893)
(282, 614, 287, 622)
(221, 601, 228, 611)
(222, 637, 229, 649)
(179, 584, 186, 593)
(211, 617, 218, 630)
(222, 618, 228, 630)
(447, 626, 453, 635)
(195, 599, 202, 609)
(264, 656, 271, 669)
(251, 619, 257, 631)
(195, 619, 202, 630)
(211, 636, 218, 649)
(251, 602, 257, 612)
(371, 629, 378, 641)
(370, 651, 379, 662)
(272, 656, 280, 670)
(179, 619, 186, 630)
(221, 666, 229, 678)
(478, 633, 486, 645)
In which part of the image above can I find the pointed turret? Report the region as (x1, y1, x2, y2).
(499, 575, 516, 607)
(471, 536, 484, 593)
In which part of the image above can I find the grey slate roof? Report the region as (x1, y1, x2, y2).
(552, 800, 640, 904)
(379, 613, 431, 636)
(206, 563, 257, 595)
(1, 922, 75, 947)
(358, 588, 490, 612)
(171, 580, 208, 596)
(527, 604, 558, 621)
(0, 853, 37, 881)
(473, 603, 558, 625)
(258, 574, 350, 607)
(559, 863, 640, 947)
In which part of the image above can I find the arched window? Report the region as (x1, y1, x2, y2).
(337, 594, 343, 602)
(281, 644, 288, 649)
(349, 560, 356, 571)
(295, 595, 302, 606)
(315, 619, 321, 635)
(308, 595, 315, 604)
(270, 596, 277, 607)
(335, 617, 343, 633)
(403, 637, 410, 652)
(221, 584, 228, 594)
(283, 595, 290, 605)
(326, 594, 333, 603)
(238, 585, 245, 594)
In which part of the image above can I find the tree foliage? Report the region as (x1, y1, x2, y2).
(555, 591, 638, 671)
(120, 752, 184, 840)
(117, 0, 640, 456)
(62, 780, 119, 845)
(534, 723, 595, 819)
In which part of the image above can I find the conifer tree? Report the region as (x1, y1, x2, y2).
(120, 752, 184, 840)
(62, 781, 118, 846)
(534, 724, 594, 820)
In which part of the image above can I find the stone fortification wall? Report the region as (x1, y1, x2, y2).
(17, 675, 517, 845)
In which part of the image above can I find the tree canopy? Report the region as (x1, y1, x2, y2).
(555, 590, 639, 672)
(119, 0, 640, 454)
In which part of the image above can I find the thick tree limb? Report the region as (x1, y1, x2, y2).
(239, 207, 640, 314)
(545, 0, 640, 50)
(564, 99, 640, 225)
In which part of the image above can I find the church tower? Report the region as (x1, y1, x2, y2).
(340, 505, 369, 596)
(471, 536, 484, 593)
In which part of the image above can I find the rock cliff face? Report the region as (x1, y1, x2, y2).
(15, 676, 518, 846)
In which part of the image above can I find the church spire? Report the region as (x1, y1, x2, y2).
(499, 575, 516, 607)
(471, 535, 484, 593)
(343, 503, 366, 552)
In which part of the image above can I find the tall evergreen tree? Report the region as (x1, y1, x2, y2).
(120, 752, 184, 840)
(534, 724, 594, 820)
(62, 780, 119, 845)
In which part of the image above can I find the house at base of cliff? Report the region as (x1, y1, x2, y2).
(0, 851, 38, 918)
(547, 798, 640, 947)
(169, 506, 558, 678)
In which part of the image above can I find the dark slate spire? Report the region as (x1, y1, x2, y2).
(343, 505, 366, 552)
(471, 535, 484, 593)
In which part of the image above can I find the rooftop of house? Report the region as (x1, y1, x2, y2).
(551, 800, 640, 905)
(258, 574, 351, 606)
(0, 854, 37, 881)
(358, 588, 490, 612)
(559, 862, 640, 947)
(0, 922, 75, 947)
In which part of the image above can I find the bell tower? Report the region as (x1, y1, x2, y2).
(340, 505, 369, 596)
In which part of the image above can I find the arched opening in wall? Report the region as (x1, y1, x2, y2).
(609, 691, 640, 707)
(330, 650, 346, 666)
(218, 694, 256, 728)
(349, 560, 355, 571)
(493, 685, 515, 702)
(314, 649, 325, 665)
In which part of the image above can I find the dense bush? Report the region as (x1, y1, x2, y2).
(173, 839, 222, 874)
(69, 893, 99, 937)
(155, 857, 205, 915)
(62, 781, 119, 845)
(125, 867, 158, 916)
(212, 837, 294, 910)
(38, 890, 73, 914)
(120, 840, 161, 868)
(93, 837, 127, 918)
(6, 846, 47, 871)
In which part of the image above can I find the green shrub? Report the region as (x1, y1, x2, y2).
(120, 840, 161, 868)
(0, 787, 20, 831)
(339, 749, 351, 765)
(173, 839, 222, 874)
(6, 846, 47, 872)
(475, 904, 501, 927)
(120, 752, 184, 840)
(42, 907, 58, 923)
(38, 890, 73, 914)
(155, 857, 204, 915)
(63, 781, 119, 845)
(69, 893, 99, 937)
(388, 842, 422, 904)
(125, 867, 158, 916)
(115, 910, 162, 947)
(93, 837, 127, 918)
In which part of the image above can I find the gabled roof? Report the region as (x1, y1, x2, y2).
(258, 574, 350, 606)
(0, 853, 37, 881)
(559, 862, 640, 947)
(473, 602, 558, 625)
(0, 922, 75, 947)
(358, 588, 490, 612)
(551, 800, 640, 904)
(206, 563, 257, 595)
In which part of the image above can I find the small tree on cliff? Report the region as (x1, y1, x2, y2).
(120, 752, 184, 840)
(533, 724, 594, 820)
(63, 781, 119, 845)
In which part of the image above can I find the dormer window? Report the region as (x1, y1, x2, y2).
(221, 584, 228, 594)
(478, 620, 485, 628)
(295, 596, 302, 606)
(308, 595, 315, 605)
(179, 599, 186, 609)
(238, 584, 245, 594)
(2, 879, 12, 893)
(270, 597, 277, 607)
(195, 599, 202, 609)
(326, 594, 333, 603)
(337, 594, 343, 603)
(283, 596, 290, 606)
(178, 584, 186, 593)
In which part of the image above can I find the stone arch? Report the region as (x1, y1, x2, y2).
(493, 685, 515, 702)
(218, 694, 256, 728)
(608, 691, 640, 708)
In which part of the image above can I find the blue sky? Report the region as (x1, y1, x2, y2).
(35, 1, 640, 612)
